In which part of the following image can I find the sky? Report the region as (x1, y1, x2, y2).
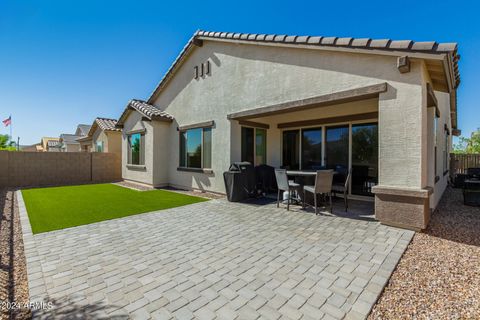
(0, 0, 478, 145)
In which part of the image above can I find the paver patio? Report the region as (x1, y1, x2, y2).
(18, 191, 413, 319)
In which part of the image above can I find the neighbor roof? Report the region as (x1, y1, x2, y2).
(147, 30, 460, 104)
(59, 134, 81, 144)
(116, 99, 174, 127)
(76, 124, 92, 136)
(81, 117, 121, 139)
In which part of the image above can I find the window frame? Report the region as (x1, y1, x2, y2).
(178, 127, 212, 170)
(241, 126, 267, 166)
(127, 132, 145, 166)
(96, 140, 104, 153)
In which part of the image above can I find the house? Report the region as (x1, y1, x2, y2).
(40, 137, 61, 152)
(59, 134, 81, 152)
(58, 124, 92, 152)
(77, 118, 121, 154)
(116, 30, 461, 231)
(75, 124, 92, 137)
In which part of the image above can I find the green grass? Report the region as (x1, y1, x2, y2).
(22, 183, 209, 234)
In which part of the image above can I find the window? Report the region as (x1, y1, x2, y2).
(128, 133, 145, 165)
(301, 128, 322, 170)
(96, 141, 104, 153)
(179, 127, 212, 169)
(282, 130, 300, 170)
(241, 127, 267, 165)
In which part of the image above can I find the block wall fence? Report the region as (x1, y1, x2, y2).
(0, 151, 121, 188)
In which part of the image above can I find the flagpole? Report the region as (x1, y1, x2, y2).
(9, 115, 12, 144)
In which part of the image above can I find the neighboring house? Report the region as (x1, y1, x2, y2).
(58, 124, 92, 152)
(59, 134, 81, 152)
(59, 124, 92, 152)
(77, 118, 121, 154)
(116, 30, 461, 231)
(40, 137, 61, 152)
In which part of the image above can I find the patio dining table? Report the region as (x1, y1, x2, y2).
(285, 170, 339, 205)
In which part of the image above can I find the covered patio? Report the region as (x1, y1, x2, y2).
(229, 83, 384, 213)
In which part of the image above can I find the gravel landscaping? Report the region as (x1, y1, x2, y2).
(0, 189, 30, 320)
(370, 186, 480, 319)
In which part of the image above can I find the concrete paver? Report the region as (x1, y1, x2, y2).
(18, 191, 413, 319)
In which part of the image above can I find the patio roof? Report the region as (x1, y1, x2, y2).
(227, 82, 387, 120)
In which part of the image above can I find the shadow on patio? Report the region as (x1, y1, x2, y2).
(32, 296, 129, 319)
(240, 195, 376, 222)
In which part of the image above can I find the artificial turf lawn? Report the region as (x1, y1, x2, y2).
(22, 183, 209, 234)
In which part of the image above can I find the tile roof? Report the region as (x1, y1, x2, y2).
(59, 134, 81, 144)
(196, 30, 459, 56)
(95, 118, 121, 132)
(83, 118, 121, 138)
(116, 99, 174, 127)
(147, 30, 460, 103)
(129, 99, 174, 120)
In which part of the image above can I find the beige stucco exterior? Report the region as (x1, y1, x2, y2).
(88, 127, 122, 155)
(121, 39, 458, 230)
(61, 142, 81, 152)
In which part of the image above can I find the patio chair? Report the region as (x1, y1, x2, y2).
(332, 168, 352, 211)
(303, 170, 334, 214)
(274, 169, 302, 211)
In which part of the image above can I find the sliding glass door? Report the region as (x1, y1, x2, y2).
(282, 130, 300, 170)
(325, 125, 349, 172)
(241, 127, 254, 164)
(351, 123, 378, 196)
(280, 121, 378, 197)
(301, 128, 322, 170)
(255, 129, 267, 165)
(241, 127, 267, 165)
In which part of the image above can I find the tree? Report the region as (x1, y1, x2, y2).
(453, 128, 480, 154)
(0, 134, 16, 151)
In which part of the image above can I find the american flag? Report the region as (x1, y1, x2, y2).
(2, 116, 11, 127)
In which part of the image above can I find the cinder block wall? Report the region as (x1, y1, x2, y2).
(0, 151, 121, 188)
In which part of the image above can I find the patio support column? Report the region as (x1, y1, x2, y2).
(373, 74, 432, 231)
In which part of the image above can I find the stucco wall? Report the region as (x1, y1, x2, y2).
(106, 131, 122, 155)
(92, 127, 108, 152)
(152, 121, 171, 186)
(148, 40, 425, 193)
(430, 91, 452, 208)
(63, 143, 80, 152)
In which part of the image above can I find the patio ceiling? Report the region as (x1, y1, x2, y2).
(227, 83, 387, 121)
